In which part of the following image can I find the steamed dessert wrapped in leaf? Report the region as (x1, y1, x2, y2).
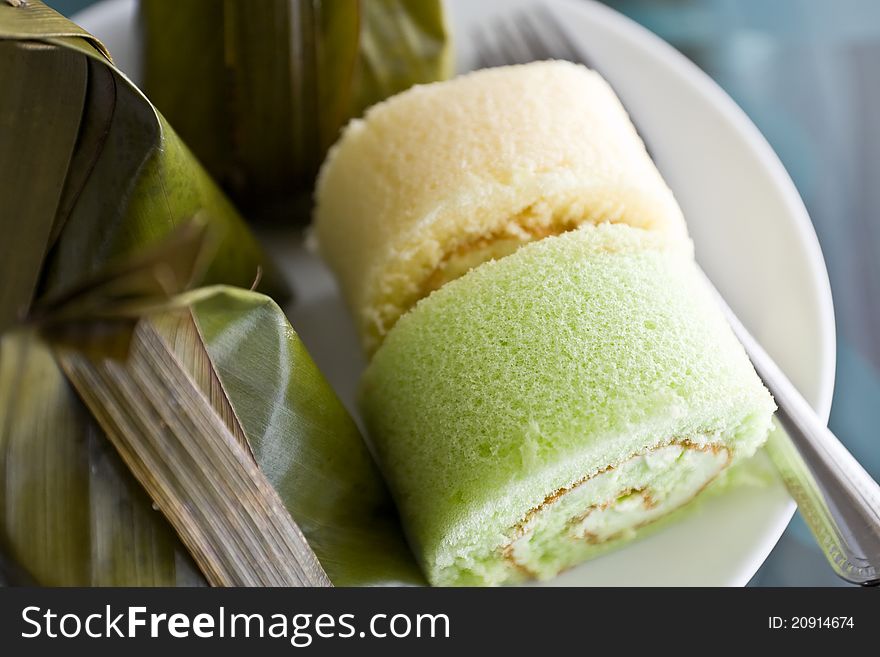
(361, 225, 775, 585)
(141, 0, 452, 225)
(314, 61, 688, 354)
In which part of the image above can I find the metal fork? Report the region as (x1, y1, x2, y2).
(472, 7, 880, 586)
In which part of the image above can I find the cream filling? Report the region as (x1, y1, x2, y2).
(423, 233, 552, 295)
(422, 222, 569, 296)
(382, 206, 638, 353)
(503, 442, 730, 580)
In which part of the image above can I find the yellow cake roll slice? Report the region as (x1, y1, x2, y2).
(314, 61, 688, 354)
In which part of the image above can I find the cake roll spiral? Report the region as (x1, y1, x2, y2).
(314, 61, 687, 354)
(360, 225, 774, 585)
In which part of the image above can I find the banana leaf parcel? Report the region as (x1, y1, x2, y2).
(141, 0, 453, 224)
(1, 270, 423, 585)
(0, 1, 423, 586)
(0, 0, 284, 334)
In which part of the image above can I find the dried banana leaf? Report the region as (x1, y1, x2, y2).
(0, 329, 206, 586)
(184, 288, 424, 585)
(0, 1, 422, 587)
(2, 225, 423, 585)
(141, 0, 452, 224)
(0, 222, 217, 586)
(57, 315, 333, 587)
(0, 0, 283, 335)
(48, 288, 424, 585)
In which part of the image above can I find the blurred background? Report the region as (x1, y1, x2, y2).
(46, 0, 879, 586)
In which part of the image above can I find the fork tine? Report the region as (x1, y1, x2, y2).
(531, 6, 596, 67)
(473, 7, 596, 69)
(520, 9, 654, 155)
(495, 16, 532, 64)
(473, 9, 571, 69)
(511, 9, 562, 62)
(471, 25, 507, 69)
(470, 7, 656, 161)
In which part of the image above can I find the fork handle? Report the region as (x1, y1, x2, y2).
(719, 293, 880, 586)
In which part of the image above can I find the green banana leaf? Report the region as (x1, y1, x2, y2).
(1, 222, 424, 586)
(57, 312, 333, 587)
(56, 286, 424, 586)
(0, 0, 283, 335)
(0, 0, 425, 587)
(0, 329, 206, 586)
(354, 0, 452, 115)
(0, 221, 215, 586)
(141, 0, 453, 224)
(186, 288, 423, 585)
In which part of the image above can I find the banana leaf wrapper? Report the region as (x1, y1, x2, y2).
(140, 0, 453, 224)
(1, 276, 422, 586)
(0, 0, 284, 335)
(0, 2, 420, 586)
(0, 329, 206, 586)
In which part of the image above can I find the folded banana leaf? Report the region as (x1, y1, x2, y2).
(0, 0, 283, 335)
(0, 222, 216, 586)
(0, 329, 207, 586)
(141, 0, 453, 224)
(1, 222, 424, 586)
(0, 2, 422, 586)
(182, 288, 423, 585)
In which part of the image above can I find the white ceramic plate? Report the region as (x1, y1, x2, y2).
(75, 0, 836, 586)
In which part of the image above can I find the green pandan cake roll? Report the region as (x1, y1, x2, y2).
(360, 223, 775, 586)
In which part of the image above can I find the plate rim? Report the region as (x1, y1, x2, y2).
(553, 0, 836, 585)
(447, 0, 836, 584)
(74, 0, 837, 586)
(565, 0, 836, 418)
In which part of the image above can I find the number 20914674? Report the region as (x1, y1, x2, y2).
(768, 617, 855, 630)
